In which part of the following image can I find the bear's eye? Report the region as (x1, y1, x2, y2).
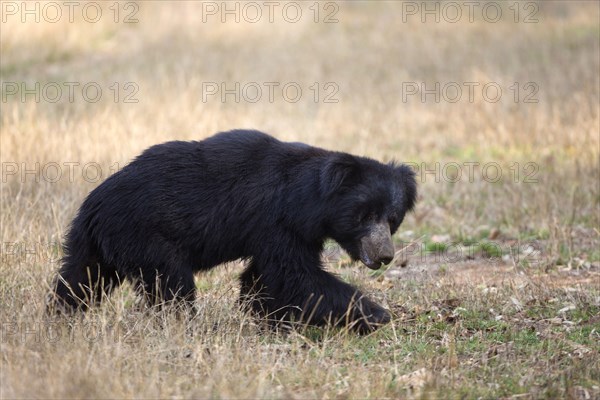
(358, 211, 375, 224)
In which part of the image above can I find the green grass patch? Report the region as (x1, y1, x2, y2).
(425, 241, 448, 253)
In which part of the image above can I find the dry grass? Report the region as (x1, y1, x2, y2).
(1, 1, 599, 398)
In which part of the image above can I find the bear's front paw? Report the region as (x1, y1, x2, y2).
(351, 299, 391, 334)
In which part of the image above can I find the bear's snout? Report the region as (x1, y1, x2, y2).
(359, 222, 395, 270)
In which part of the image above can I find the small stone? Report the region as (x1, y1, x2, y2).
(488, 228, 500, 240)
(431, 234, 450, 243)
(558, 304, 576, 314)
(385, 269, 403, 279)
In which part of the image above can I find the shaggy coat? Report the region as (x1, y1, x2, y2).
(51, 130, 416, 332)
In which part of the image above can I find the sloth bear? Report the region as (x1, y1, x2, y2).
(50, 130, 416, 333)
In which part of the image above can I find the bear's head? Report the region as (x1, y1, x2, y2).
(320, 153, 417, 270)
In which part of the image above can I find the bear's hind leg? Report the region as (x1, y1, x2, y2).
(50, 258, 120, 313)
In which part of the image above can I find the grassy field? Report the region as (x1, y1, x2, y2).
(1, 1, 599, 398)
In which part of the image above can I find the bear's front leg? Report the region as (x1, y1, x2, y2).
(307, 270, 391, 333)
(342, 291, 391, 334)
(240, 259, 390, 333)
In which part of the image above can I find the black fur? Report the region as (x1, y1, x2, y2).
(50, 130, 416, 333)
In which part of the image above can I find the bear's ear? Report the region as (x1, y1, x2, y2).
(393, 163, 418, 211)
(320, 153, 360, 197)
